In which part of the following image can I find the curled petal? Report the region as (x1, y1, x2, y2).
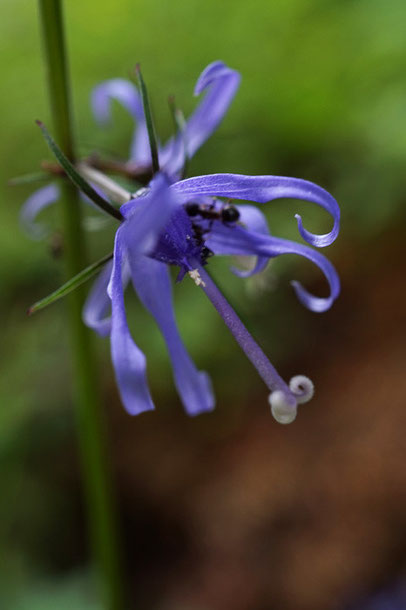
(107, 228, 154, 415)
(92, 78, 144, 123)
(91, 78, 150, 165)
(130, 255, 214, 415)
(161, 61, 241, 176)
(205, 224, 340, 312)
(82, 261, 113, 337)
(171, 173, 340, 247)
(189, 61, 241, 154)
(20, 183, 60, 239)
(82, 260, 131, 337)
(231, 205, 270, 277)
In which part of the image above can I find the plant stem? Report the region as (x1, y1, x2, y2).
(38, 2, 125, 608)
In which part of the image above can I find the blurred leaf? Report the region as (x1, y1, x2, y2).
(28, 251, 113, 315)
(36, 121, 123, 221)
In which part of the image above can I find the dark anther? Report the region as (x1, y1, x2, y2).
(185, 202, 200, 217)
(201, 246, 213, 262)
(221, 206, 240, 223)
(202, 246, 213, 258)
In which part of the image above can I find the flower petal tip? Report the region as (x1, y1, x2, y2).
(20, 183, 61, 240)
(125, 401, 155, 417)
(193, 60, 224, 96)
(184, 371, 216, 417)
(294, 212, 339, 248)
(268, 390, 297, 424)
(290, 280, 336, 313)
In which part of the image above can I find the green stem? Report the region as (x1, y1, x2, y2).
(38, 2, 125, 608)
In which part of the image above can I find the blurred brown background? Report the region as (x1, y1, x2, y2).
(1, 0, 406, 608)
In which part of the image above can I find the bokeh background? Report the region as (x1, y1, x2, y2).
(1, 0, 406, 608)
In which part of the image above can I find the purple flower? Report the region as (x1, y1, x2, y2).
(21, 60, 341, 423)
(20, 61, 240, 235)
(20, 183, 60, 240)
(83, 170, 340, 423)
(92, 61, 241, 179)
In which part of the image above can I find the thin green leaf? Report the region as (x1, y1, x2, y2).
(27, 251, 113, 315)
(9, 171, 49, 186)
(36, 120, 123, 221)
(135, 64, 160, 174)
(168, 95, 189, 179)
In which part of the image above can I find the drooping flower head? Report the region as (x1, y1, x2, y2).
(83, 165, 340, 423)
(22, 61, 341, 423)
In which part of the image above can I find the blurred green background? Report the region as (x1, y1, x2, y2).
(1, 1, 406, 609)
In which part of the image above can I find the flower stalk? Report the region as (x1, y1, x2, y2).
(195, 263, 294, 397)
(38, 1, 124, 608)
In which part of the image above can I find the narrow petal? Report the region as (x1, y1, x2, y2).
(161, 62, 241, 176)
(82, 261, 114, 337)
(130, 255, 214, 415)
(129, 119, 151, 165)
(108, 228, 155, 415)
(205, 224, 340, 312)
(91, 78, 150, 165)
(20, 183, 60, 239)
(231, 204, 270, 277)
(171, 173, 340, 247)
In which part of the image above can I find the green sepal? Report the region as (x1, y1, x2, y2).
(28, 251, 113, 315)
(134, 65, 160, 174)
(36, 120, 123, 221)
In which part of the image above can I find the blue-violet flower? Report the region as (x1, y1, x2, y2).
(21, 61, 340, 424)
(21, 61, 240, 236)
(83, 170, 340, 423)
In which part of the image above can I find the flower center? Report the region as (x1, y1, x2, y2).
(150, 206, 209, 276)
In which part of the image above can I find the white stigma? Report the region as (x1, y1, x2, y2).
(268, 391, 297, 425)
(188, 269, 206, 287)
(289, 375, 314, 404)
